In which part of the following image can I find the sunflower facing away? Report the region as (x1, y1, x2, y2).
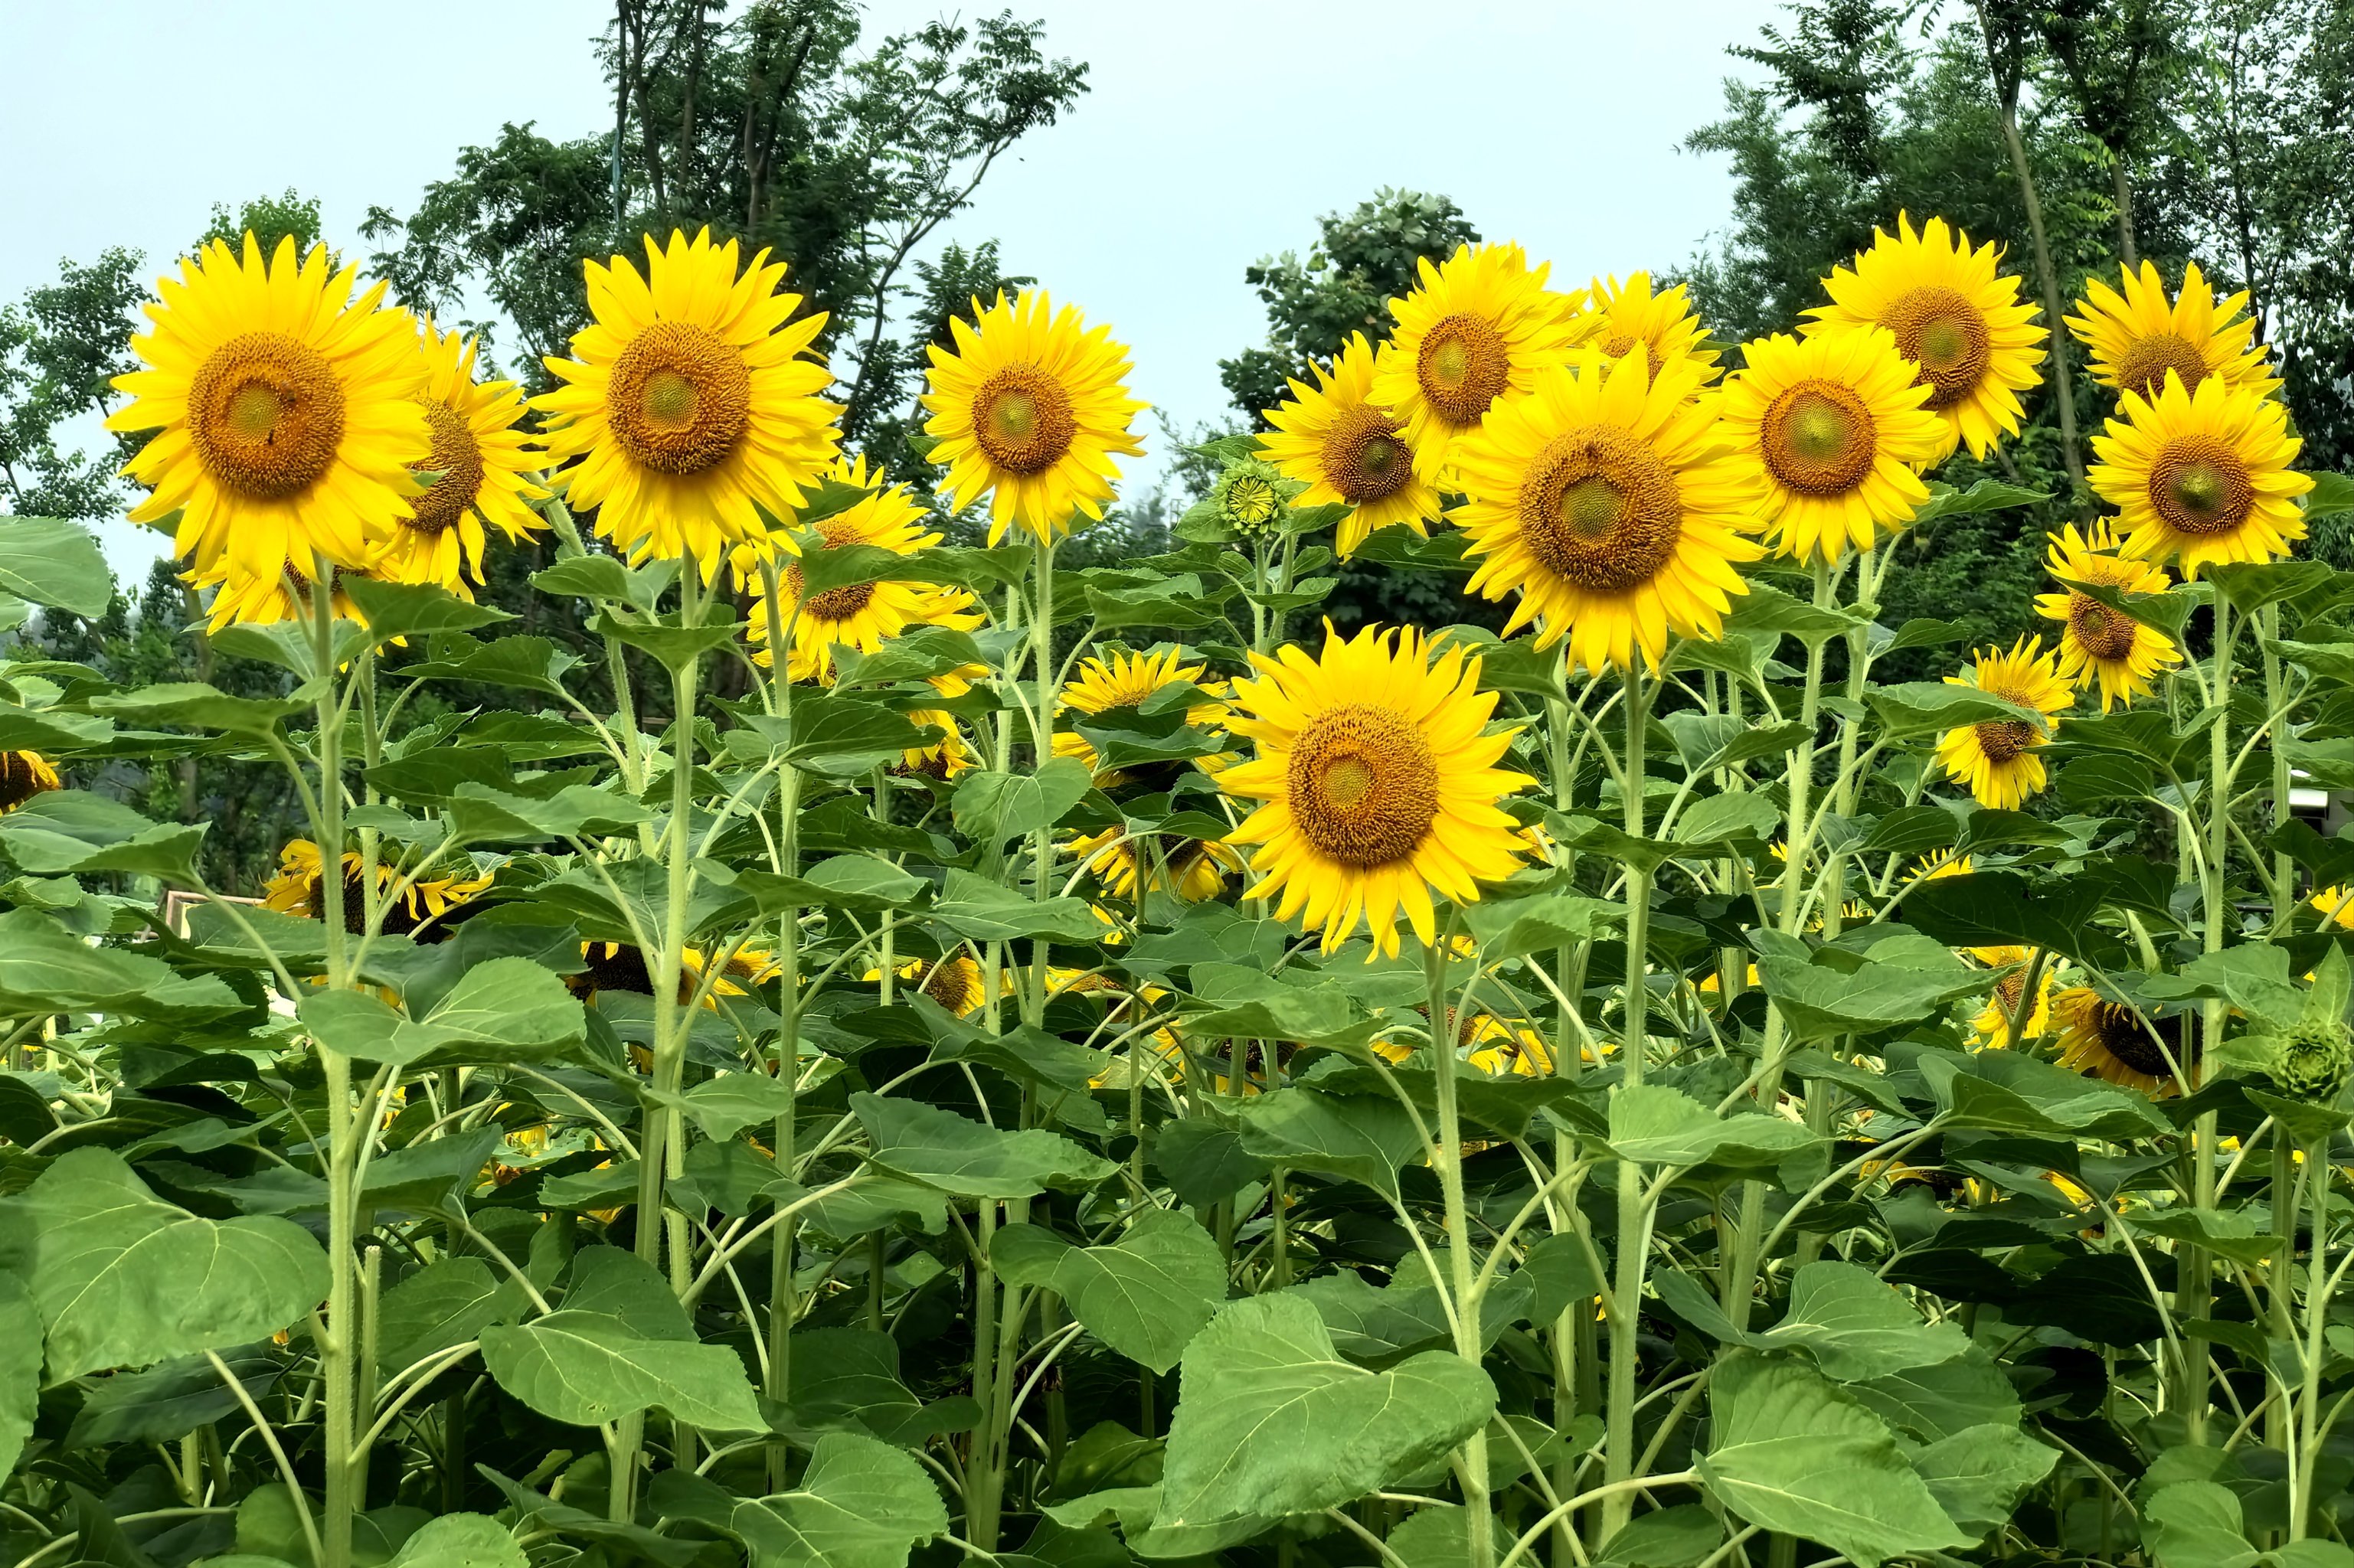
(1721, 326, 1944, 562)
(2065, 260, 2275, 400)
(922, 290, 1146, 544)
(2088, 371, 2313, 577)
(110, 234, 429, 594)
(1067, 828, 1244, 905)
(1934, 638, 2071, 810)
(0, 750, 60, 813)
(186, 557, 358, 634)
(1571, 273, 1721, 387)
(538, 229, 840, 577)
(1054, 648, 1228, 779)
(1369, 243, 1584, 484)
(374, 320, 547, 596)
(1967, 946, 2055, 1049)
(1452, 349, 1764, 673)
(1803, 213, 2046, 462)
(1219, 624, 1534, 957)
(263, 838, 491, 939)
(2034, 523, 2182, 712)
(1259, 332, 1443, 557)
(2053, 986, 2200, 1093)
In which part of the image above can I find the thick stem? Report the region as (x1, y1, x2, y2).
(309, 569, 359, 1568)
(760, 567, 803, 1493)
(1428, 936, 1493, 1568)
(1603, 664, 1654, 1540)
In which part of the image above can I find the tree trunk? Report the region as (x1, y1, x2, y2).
(1993, 92, 2084, 485)
(2113, 154, 2138, 269)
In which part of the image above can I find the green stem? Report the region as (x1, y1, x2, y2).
(1428, 933, 1493, 1568)
(763, 563, 804, 1492)
(309, 567, 358, 1568)
(1603, 662, 1655, 1541)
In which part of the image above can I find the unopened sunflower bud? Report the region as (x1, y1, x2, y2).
(2273, 1020, 2354, 1101)
(1211, 456, 1299, 541)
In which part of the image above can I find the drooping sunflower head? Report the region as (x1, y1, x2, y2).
(1933, 637, 2072, 810)
(109, 233, 430, 587)
(2088, 371, 2313, 578)
(1068, 827, 1244, 906)
(1053, 648, 1227, 779)
(373, 319, 548, 597)
(1967, 946, 2055, 1049)
(1259, 332, 1443, 557)
(1570, 273, 1720, 388)
(1218, 623, 1535, 958)
(1722, 325, 1945, 563)
(1801, 213, 2046, 462)
(1451, 348, 1765, 674)
(1368, 243, 1584, 483)
(537, 229, 842, 580)
(2032, 522, 2182, 712)
(920, 290, 1146, 545)
(186, 556, 361, 633)
(2066, 260, 2277, 401)
(0, 750, 60, 813)
(2053, 986, 2201, 1093)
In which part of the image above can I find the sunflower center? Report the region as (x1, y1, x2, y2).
(187, 331, 346, 500)
(2092, 1001, 2195, 1077)
(1993, 973, 2025, 1015)
(2116, 332, 2210, 398)
(1973, 719, 2038, 763)
(1516, 425, 1684, 592)
(404, 400, 487, 536)
(1417, 312, 1512, 424)
(1225, 474, 1279, 525)
(606, 321, 751, 476)
(786, 517, 879, 621)
(2068, 593, 2139, 662)
(1287, 703, 1439, 867)
(1601, 333, 1666, 382)
(1319, 405, 1414, 502)
(1883, 286, 1993, 410)
(2152, 436, 2255, 536)
(974, 365, 1077, 475)
(921, 959, 978, 1014)
(1761, 380, 1878, 496)
(0, 752, 57, 813)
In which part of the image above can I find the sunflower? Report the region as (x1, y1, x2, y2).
(1219, 623, 1534, 958)
(2065, 260, 2276, 400)
(1259, 332, 1445, 557)
(2088, 371, 2312, 577)
(1369, 243, 1584, 484)
(885, 953, 989, 1018)
(2034, 523, 2182, 711)
(109, 234, 429, 591)
(1721, 326, 1944, 562)
(2311, 887, 2354, 930)
(1915, 848, 1974, 881)
(1067, 828, 1244, 904)
(1966, 946, 2054, 1048)
(537, 229, 840, 578)
(901, 707, 977, 779)
(373, 320, 547, 596)
(921, 290, 1145, 544)
(1570, 273, 1720, 387)
(682, 945, 781, 1007)
(741, 455, 982, 681)
(1803, 213, 2046, 462)
(1934, 639, 2071, 810)
(2052, 986, 2200, 1093)
(0, 750, 60, 813)
(186, 557, 361, 634)
(1055, 969, 1185, 1086)
(1452, 349, 1764, 673)
(1460, 1014, 1607, 1076)
(1053, 648, 1228, 779)
(263, 838, 491, 939)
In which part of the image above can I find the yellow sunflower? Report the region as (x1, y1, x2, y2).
(1966, 946, 2054, 1048)
(1802, 213, 2046, 462)
(263, 838, 491, 938)
(1933, 638, 2071, 810)
(1051, 647, 1228, 778)
(186, 557, 360, 634)
(1067, 827, 1244, 904)
(740, 455, 982, 681)
(1460, 1015, 1609, 1076)
(373, 320, 547, 596)
(1570, 273, 1721, 387)
(1916, 848, 1974, 881)
(921, 290, 1146, 544)
(1721, 326, 1944, 562)
(110, 233, 429, 590)
(1258, 332, 1443, 557)
(2311, 887, 2354, 930)
(884, 953, 990, 1018)
(1219, 623, 1534, 958)
(2033, 523, 2182, 712)
(2065, 260, 2276, 400)
(2052, 986, 2199, 1093)
(682, 945, 781, 1007)
(1452, 349, 1764, 674)
(0, 750, 60, 813)
(2088, 371, 2313, 577)
(537, 229, 840, 578)
(1369, 243, 1584, 484)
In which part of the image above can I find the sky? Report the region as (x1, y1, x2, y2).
(0, 0, 1770, 583)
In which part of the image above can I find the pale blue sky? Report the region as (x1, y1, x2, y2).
(0, 0, 1770, 581)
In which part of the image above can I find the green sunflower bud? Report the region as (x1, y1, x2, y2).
(2272, 1019, 2354, 1102)
(1210, 456, 1300, 542)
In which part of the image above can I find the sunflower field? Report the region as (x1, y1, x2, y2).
(2, 200, 2354, 1568)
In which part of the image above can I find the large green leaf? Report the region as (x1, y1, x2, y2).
(1605, 1084, 1824, 1174)
(376, 1258, 522, 1376)
(0, 789, 207, 883)
(1234, 1087, 1426, 1196)
(0, 517, 110, 616)
(298, 957, 584, 1067)
(992, 1211, 1226, 1374)
(1751, 1262, 1969, 1381)
(341, 577, 513, 645)
(479, 1309, 763, 1431)
(0, 1272, 34, 1478)
(1905, 1424, 2055, 1539)
(953, 759, 1094, 844)
(389, 1514, 529, 1567)
(852, 1093, 1116, 1198)
(0, 906, 241, 1020)
(65, 1344, 281, 1450)
(728, 1431, 949, 1568)
(929, 870, 1107, 943)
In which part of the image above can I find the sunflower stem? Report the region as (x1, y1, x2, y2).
(759, 563, 803, 1494)
(1427, 929, 1493, 1568)
(2181, 588, 2234, 1439)
(1603, 661, 1655, 1543)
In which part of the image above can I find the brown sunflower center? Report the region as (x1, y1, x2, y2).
(2114, 332, 2210, 399)
(0, 752, 57, 813)
(1883, 286, 1992, 410)
(1319, 405, 1414, 502)
(973, 365, 1076, 475)
(2150, 435, 2255, 537)
(920, 958, 979, 1014)
(2068, 593, 2140, 662)
(187, 331, 346, 500)
(1761, 379, 1878, 496)
(1417, 312, 1511, 424)
(404, 400, 486, 536)
(1601, 332, 1666, 382)
(606, 321, 750, 476)
(1973, 719, 2038, 763)
(786, 518, 879, 621)
(1993, 973, 2026, 1016)
(1287, 703, 1439, 867)
(1516, 425, 1684, 592)
(2090, 1001, 2195, 1077)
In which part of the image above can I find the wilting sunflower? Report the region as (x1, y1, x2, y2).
(1369, 243, 1584, 484)
(1258, 332, 1443, 557)
(1721, 326, 1944, 562)
(0, 750, 60, 813)
(537, 229, 840, 577)
(1933, 638, 2071, 810)
(1452, 350, 1764, 673)
(1219, 624, 1534, 958)
(1067, 828, 1244, 904)
(2088, 371, 2312, 577)
(1053, 648, 1228, 778)
(373, 320, 547, 596)
(2053, 986, 2200, 1093)
(1571, 273, 1720, 387)
(263, 838, 491, 938)
(2065, 260, 2275, 400)
(2034, 523, 2182, 711)
(1803, 213, 2045, 462)
(2310, 887, 2354, 930)
(1967, 946, 2055, 1048)
(110, 234, 429, 590)
(741, 455, 982, 681)
(921, 290, 1146, 544)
